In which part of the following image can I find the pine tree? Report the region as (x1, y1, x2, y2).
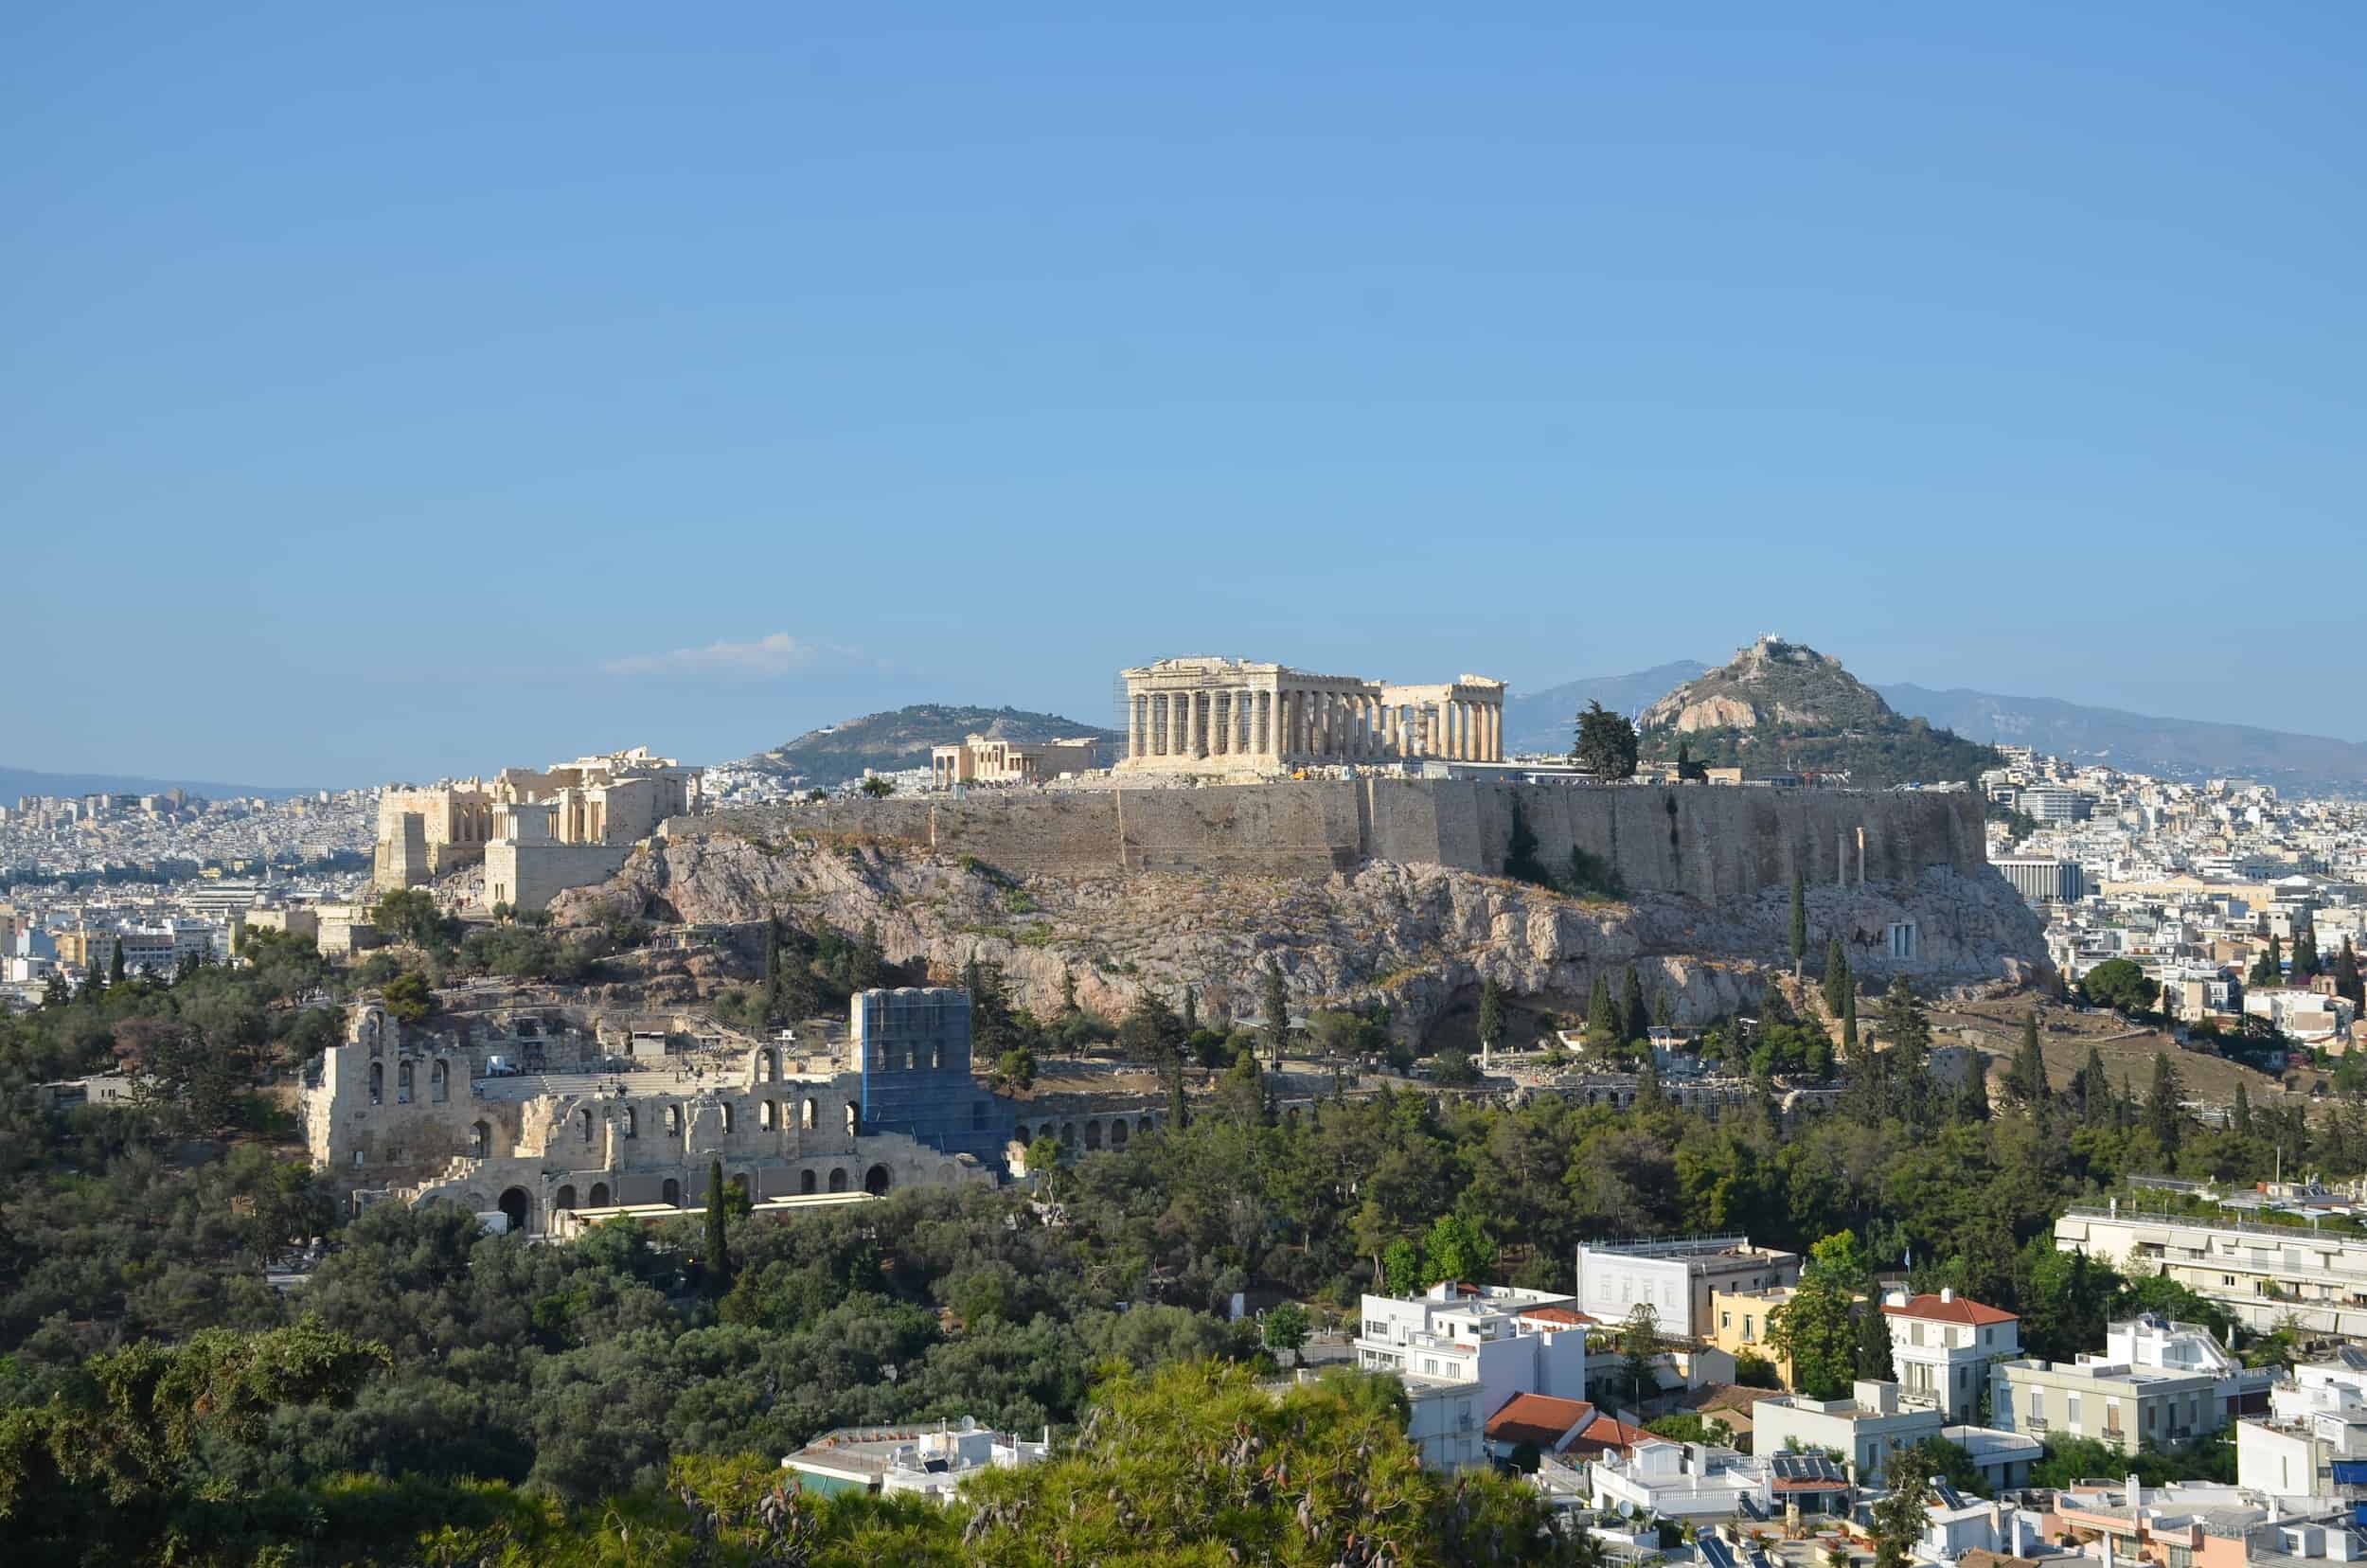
(1956, 1061, 1992, 1122)
(1789, 874, 1807, 973)
(2077, 1044, 2111, 1125)
(108, 940, 126, 985)
(703, 1159, 733, 1297)
(1822, 940, 1851, 1019)
(1060, 966, 1079, 1016)
(1653, 989, 1674, 1028)
(2337, 936, 2363, 1007)
(1621, 968, 1648, 1045)
(2251, 935, 2284, 988)
(1181, 986, 1198, 1036)
(2234, 1078, 2253, 1136)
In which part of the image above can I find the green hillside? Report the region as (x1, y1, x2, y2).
(738, 704, 1118, 788)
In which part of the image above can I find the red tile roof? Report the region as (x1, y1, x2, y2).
(1882, 1292, 2017, 1327)
(1485, 1394, 1595, 1449)
(1568, 1413, 1652, 1456)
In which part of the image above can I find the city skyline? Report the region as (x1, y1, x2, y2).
(9, 3, 2364, 781)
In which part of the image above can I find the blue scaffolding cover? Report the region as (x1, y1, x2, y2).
(2333, 1462, 2367, 1488)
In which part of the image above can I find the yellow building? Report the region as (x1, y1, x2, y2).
(1710, 1285, 1803, 1386)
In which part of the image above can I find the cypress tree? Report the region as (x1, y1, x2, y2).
(1181, 986, 1198, 1036)
(108, 940, 126, 985)
(2010, 1010, 2050, 1109)
(2251, 935, 2283, 988)
(1587, 974, 1620, 1051)
(1842, 989, 1859, 1054)
(1823, 940, 1851, 1019)
(1956, 1061, 1992, 1122)
(2337, 937, 2364, 1007)
(1789, 874, 1807, 973)
(2292, 924, 2321, 982)
(703, 1159, 732, 1297)
(1477, 979, 1504, 1053)
(2077, 1044, 2111, 1125)
(1260, 957, 1289, 1063)
(1653, 989, 1674, 1028)
(1621, 968, 1648, 1044)
(1855, 1300, 1897, 1381)
(2147, 1052, 2184, 1154)
(2234, 1078, 2253, 1136)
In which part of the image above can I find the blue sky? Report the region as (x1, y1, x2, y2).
(8, 2, 2361, 784)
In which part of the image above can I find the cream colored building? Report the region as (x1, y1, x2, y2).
(1118, 656, 1506, 775)
(930, 734, 1107, 790)
(1710, 1285, 1803, 1385)
(375, 746, 700, 909)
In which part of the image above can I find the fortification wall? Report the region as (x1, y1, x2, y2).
(672, 780, 1986, 900)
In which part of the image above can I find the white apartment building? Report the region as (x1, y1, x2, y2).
(781, 1417, 1048, 1502)
(2238, 1349, 2367, 1499)
(1356, 1282, 1592, 1470)
(1753, 1380, 1946, 1486)
(1575, 1235, 1802, 1341)
(1989, 1315, 2257, 1456)
(1589, 1440, 1775, 1523)
(2057, 1204, 2367, 1337)
(1884, 1289, 2020, 1423)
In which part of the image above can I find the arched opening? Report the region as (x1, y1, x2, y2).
(828, 1167, 848, 1193)
(760, 1100, 776, 1130)
(556, 1184, 577, 1211)
(470, 1120, 490, 1158)
(622, 1107, 637, 1138)
(863, 1164, 892, 1196)
(497, 1186, 530, 1233)
(578, 1108, 595, 1142)
(1059, 1121, 1076, 1147)
(761, 1049, 778, 1083)
(667, 1104, 681, 1136)
(1138, 1116, 1153, 1134)
(431, 1060, 450, 1103)
(800, 1169, 817, 1194)
(933, 1040, 945, 1070)
(368, 1061, 383, 1105)
(397, 1060, 414, 1103)
(720, 1103, 735, 1132)
(662, 1178, 681, 1206)
(1110, 1118, 1129, 1149)
(845, 1102, 860, 1137)
(588, 1182, 611, 1208)
(1083, 1120, 1103, 1151)
(801, 1097, 817, 1131)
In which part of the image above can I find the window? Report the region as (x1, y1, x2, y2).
(802, 1097, 817, 1131)
(578, 1108, 594, 1142)
(721, 1103, 735, 1133)
(2105, 1399, 2122, 1435)
(1911, 1322, 1925, 1347)
(2067, 1394, 2081, 1427)
(760, 1100, 776, 1130)
(1721, 1311, 1732, 1330)
(1744, 1315, 1755, 1342)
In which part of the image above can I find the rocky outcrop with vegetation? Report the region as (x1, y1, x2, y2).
(554, 827, 2050, 1042)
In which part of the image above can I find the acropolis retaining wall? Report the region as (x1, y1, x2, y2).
(668, 780, 1989, 900)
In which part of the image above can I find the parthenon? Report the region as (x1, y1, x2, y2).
(1117, 657, 1506, 775)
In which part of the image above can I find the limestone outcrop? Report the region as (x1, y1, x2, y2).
(555, 829, 2051, 1043)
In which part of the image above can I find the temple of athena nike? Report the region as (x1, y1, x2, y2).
(1117, 657, 1506, 776)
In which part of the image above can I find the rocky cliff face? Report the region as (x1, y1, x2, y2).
(555, 829, 2051, 1041)
(1640, 635, 1893, 734)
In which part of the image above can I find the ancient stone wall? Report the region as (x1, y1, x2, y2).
(670, 780, 1986, 900)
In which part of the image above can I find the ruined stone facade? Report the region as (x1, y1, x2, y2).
(1117, 658, 1505, 775)
(373, 746, 701, 910)
(930, 733, 1108, 790)
(301, 986, 1010, 1236)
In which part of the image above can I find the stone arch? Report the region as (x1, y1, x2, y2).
(556, 1184, 578, 1211)
(667, 1104, 682, 1136)
(828, 1167, 849, 1193)
(662, 1177, 681, 1206)
(622, 1106, 637, 1138)
(470, 1120, 490, 1158)
(368, 1060, 384, 1105)
(720, 1102, 735, 1133)
(1059, 1121, 1076, 1147)
(578, 1108, 595, 1142)
(845, 1101, 860, 1137)
(361, 1009, 383, 1054)
(397, 1060, 414, 1102)
(760, 1100, 776, 1130)
(588, 1182, 611, 1208)
(1110, 1118, 1129, 1149)
(1138, 1115, 1154, 1134)
(497, 1186, 531, 1234)
(863, 1164, 892, 1196)
(800, 1168, 817, 1195)
(431, 1060, 450, 1103)
(757, 1047, 778, 1083)
(1083, 1120, 1104, 1151)
(802, 1096, 817, 1131)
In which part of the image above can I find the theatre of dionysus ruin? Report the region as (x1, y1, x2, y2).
(1116, 658, 1506, 775)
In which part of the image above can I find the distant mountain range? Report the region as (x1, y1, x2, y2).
(736, 704, 1118, 789)
(1508, 662, 2367, 796)
(0, 765, 324, 805)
